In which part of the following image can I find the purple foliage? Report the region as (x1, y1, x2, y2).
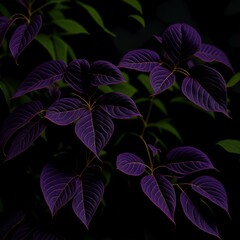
(0, 17, 16, 46)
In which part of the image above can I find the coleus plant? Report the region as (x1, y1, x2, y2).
(0, 22, 233, 239)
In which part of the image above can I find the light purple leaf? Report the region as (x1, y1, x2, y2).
(180, 191, 220, 239)
(162, 23, 201, 64)
(40, 162, 78, 216)
(0, 17, 16, 46)
(116, 152, 145, 176)
(97, 92, 142, 119)
(63, 59, 90, 94)
(118, 49, 160, 72)
(150, 65, 176, 94)
(45, 98, 83, 126)
(9, 15, 42, 61)
(191, 176, 229, 215)
(75, 108, 114, 156)
(5, 119, 47, 161)
(0, 101, 43, 148)
(182, 65, 229, 117)
(13, 60, 67, 98)
(165, 146, 215, 175)
(194, 43, 234, 72)
(72, 176, 104, 229)
(141, 174, 176, 224)
(90, 60, 125, 86)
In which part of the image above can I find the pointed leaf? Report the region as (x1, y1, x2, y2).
(180, 191, 220, 239)
(97, 92, 141, 119)
(9, 15, 42, 61)
(194, 43, 234, 72)
(90, 60, 125, 86)
(13, 60, 67, 98)
(35, 34, 56, 59)
(227, 72, 240, 87)
(122, 0, 143, 14)
(216, 139, 240, 154)
(182, 65, 229, 116)
(40, 162, 78, 216)
(150, 66, 176, 94)
(118, 49, 160, 72)
(75, 108, 114, 156)
(165, 146, 215, 175)
(191, 176, 229, 215)
(141, 174, 176, 224)
(148, 144, 161, 157)
(162, 23, 201, 64)
(128, 15, 145, 28)
(116, 152, 145, 176)
(45, 98, 83, 126)
(18, 0, 28, 9)
(72, 176, 104, 229)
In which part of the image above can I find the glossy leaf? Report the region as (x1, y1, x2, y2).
(162, 23, 201, 64)
(165, 146, 215, 175)
(191, 176, 229, 215)
(141, 174, 176, 224)
(180, 191, 220, 239)
(13, 60, 67, 98)
(72, 176, 104, 229)
(216, 139, 240, 154)
(97, 92, 141, 119)
(182, 65, 229, 116)
(45, 98, 83, 125)
(9, 15, 42, 61)
(150, 66, 176, 94)
(116, 152, 145, 176)
(40, 162, 78, 216)
(75, 108, 114, 156)
(118, 49, 160, 72)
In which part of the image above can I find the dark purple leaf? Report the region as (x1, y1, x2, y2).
(162, 23, 201, 64)
(5, 119, 47, 161)
(182, 65, 229, 117)
(0, 101, 43, 148)
(118, 49, 160, 72)
(72, 175, 104, 229)
(18, 0, 28, 9)
(154, 35, 162, 44)
(194, 43, 234, 72)
(0, 17, 16, 46)
(13, 60, 67, 98)
(150, 66, 176, 94)
(148, 144, 161, 157)
(165, 146, 215, 175)
(45, 98, 83, 126)
(116, 152, 145, 176)
(97, 92, 142, 119)
(75, 108, 114, 156)
(141, 174, 176, 224)
(32, 229, 61, 240)
(11, 223, 33, 240)
(40, 162, 78, 216)
(9, 15, 42, 61)
(63, 59, 90, 94)
(48, 85, 61, 101)
(180, 191, 220, 239)
(191, 176, 229, 215)
(90, 60, 125, 86)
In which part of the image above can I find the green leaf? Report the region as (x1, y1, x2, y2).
(0, 3, 11, 17)
(52, 35, 68, 62)
(111, 82, 138, 97)
(36, 34, 56, 59)
(122, 0, 143, 14)
(0, 80, 12, 106)
(98, 85, 113, 93)
(153, 99, 167, 115)
(216, 139, 240, 154)
(137, 73, 153, 94)
(129, 14, 145, 28)
(227, 72, 240, 87)
(77, 1, 116, 37)
(48, 9, 66, 20)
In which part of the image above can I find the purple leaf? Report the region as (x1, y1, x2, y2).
(11, 223, 33, 240)
(191, 176, 229, 215)
(13, 60, 67, 98)
(75, 108, 114, 156)
(45, 98, 83, 126)
(97, 92, 142, 119)
(9, 15, 42, 61)
(40, 162, 78, 216)
(90, 60, 125, 86)
(150, 66, 176, 94)
(194, 43, 234, 72)
(0, 17, 16, 46)
(148, 144, 161, 157)
(180, 191, 220, 239)
(5, 119, 47, 161)
(116, 152, 145, 176)
(165, 146, 215, 175)
(72, 176, 104, 229)
(18, 0, 29, 9)
(141, 174, 176, 224)
(0, 101, 43, 148)
(63, 59, 90, 94)
(154, 35, 162, 44)
(32, 229, 60, 240)
(162, 23, 201, 64)
(118, 49, 160, 72)
(182, 65, 229, 117)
